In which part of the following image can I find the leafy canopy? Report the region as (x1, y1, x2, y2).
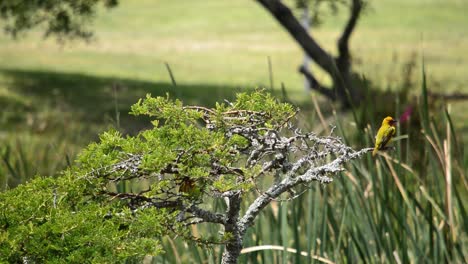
(0, 0, 118, 40)
(0, 91, 296, 262)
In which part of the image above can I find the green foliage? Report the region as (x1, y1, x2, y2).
(0, 90, 298, 262)
(76, 90, 296, 201)
(0, 174, 164, 262)
(0, 0, 118, 39)
(0, 133, 82, 191)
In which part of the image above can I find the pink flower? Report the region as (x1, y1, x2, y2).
(399, 106, 413, 123)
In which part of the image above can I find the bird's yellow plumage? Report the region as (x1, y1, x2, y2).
(373, 116, 397, 156)
(179, 177, 202, 198)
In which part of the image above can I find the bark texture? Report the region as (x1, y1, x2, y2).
(257, 0, 364, 108)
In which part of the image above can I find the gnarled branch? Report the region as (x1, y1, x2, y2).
(238, 146, 372, 235)
(337, 0, 363, 70)
(257, 0, 365, 107)
(256, 0, 337, 76)
(299, 65, 337, 101)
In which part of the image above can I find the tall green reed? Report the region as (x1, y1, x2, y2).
(232, 63, 466, 263)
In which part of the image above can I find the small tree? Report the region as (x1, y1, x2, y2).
(0, 91, 370, 263)
(257, 0, 366, 107)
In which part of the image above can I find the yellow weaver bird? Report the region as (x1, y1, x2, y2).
(373, 116, 397, 156)
(179, 177, 202, 198)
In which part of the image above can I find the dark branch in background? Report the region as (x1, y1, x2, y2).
(257, 0, 364, 107)
(256, 0, 337, 76)
(428, 91, 468, 101)
(336, 0, 363, 71)
(298, 65, 336, 101)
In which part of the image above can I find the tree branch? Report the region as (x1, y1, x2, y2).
(337, 0, 363, 68)
(256, 0, 337, 76)
(101, 191, 227, 225)
(428, 91, 468, 101)
(256, 0, 363, 107)
(299, 65, 337, 100)
(186, 204, 227, 225)
(238, 147, 372, 235)
(221, 193, 243, 264)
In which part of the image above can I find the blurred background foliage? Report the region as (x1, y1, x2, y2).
(0, 0, 466, 263)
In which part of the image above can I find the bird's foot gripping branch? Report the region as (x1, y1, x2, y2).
(0, 91, 371, 263)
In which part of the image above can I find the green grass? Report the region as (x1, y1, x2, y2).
(0, 0, 467, 262)
(149, 65, 467, 264)
(1, 0, 467, 131)
(1, 0, 467, 91)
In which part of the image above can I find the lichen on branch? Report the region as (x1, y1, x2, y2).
(72, 90, 372, 263)
(0, 90, 371, 263)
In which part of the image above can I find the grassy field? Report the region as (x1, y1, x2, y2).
(1, 0, 468, 91)
(1, 0, 467, 130)
(0, 0, 466, 262)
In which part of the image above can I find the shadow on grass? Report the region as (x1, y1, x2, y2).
(0, 68, 247, 132)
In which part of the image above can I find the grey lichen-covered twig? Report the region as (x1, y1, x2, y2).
(85, 94, 372, 264)
(239, 146, 372, 235)
(220, 124, 371, 263)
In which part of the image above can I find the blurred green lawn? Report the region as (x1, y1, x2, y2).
(0, 1, 466, 261)
(1, 0, 467, 89)
(0, 0, 467, 135)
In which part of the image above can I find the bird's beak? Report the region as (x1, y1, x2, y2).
(392, 120, 398, 124)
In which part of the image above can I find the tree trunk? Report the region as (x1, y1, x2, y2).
(220, 236, 244, 264)
(221, 193, 243, 264)
(335, 0, 364, 106)
(300, 2, 311, 93)
(256, 0, 363, 108)
(256, 0, 338, 79)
